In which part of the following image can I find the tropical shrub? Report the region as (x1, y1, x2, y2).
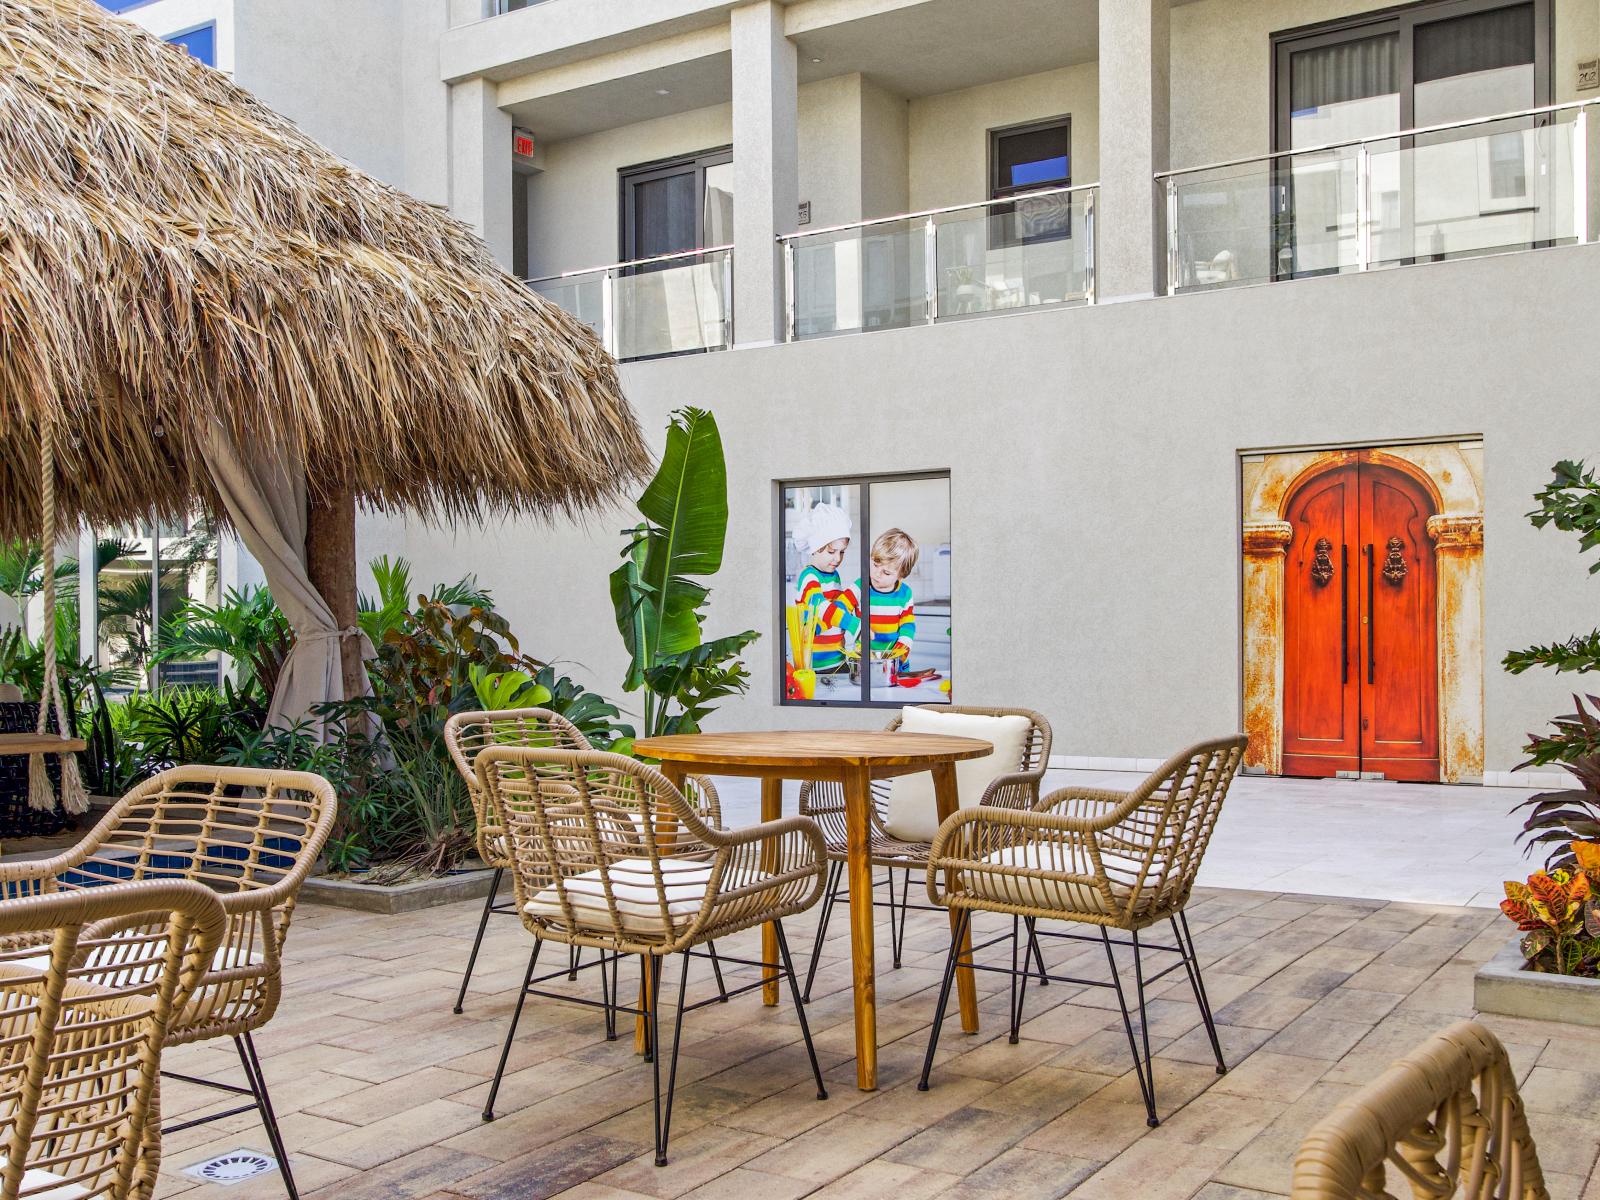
(610, 407, 757, 745)
(1501, 841, 1600, 976)
(156, 585, 293, 697)
(1505, 461, 1600, 873)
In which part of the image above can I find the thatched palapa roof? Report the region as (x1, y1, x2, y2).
(0, 0, 649, 541)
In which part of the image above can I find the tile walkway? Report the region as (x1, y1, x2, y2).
(713, 771, 1543, 908)
(153, 883, 1600, 1200)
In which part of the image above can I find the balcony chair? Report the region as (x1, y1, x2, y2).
(0, 879, 226, 1200)
(797, 704, 1052, 1000)
(0, 766, 338, 1200)
(474, 746, 828, 1167)
(443, 708, 728, 1013)
(918, 734, 1246, 1126)
(1291, 1019, 1546, 1200)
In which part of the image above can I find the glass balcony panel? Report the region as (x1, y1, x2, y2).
(613, 253, 730, 359)
(526, 248, 730, 361)
(1368, 114, 1580, 266)
(1168, 104, 1592, 293)
(528, 275, 603, 339)
(934, 190, 1093, 316)
(790, 219, 923, 339)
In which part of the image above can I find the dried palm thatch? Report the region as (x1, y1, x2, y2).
(0, 0, 649, 543)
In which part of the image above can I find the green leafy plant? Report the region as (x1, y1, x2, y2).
(609, 407, 756, 742)
(468, 662, 633, 748)
(1505, 461, 1600, 872)
(155, 585, 293, 696)
(359, 555, 492, 646)
(1500, 841, 1600, 976)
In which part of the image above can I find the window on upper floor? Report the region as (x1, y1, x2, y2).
(165, 23, 215, 67)
(987, 117, 1072, 248)
(618, 148, 733, 263)
(1274, 0, 1549, 151)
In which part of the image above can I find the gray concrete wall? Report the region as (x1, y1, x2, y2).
(233, 0, 406, 188)
(358, 243, 1600, 777)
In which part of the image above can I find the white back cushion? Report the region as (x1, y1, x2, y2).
(883, 708, 1032, 842)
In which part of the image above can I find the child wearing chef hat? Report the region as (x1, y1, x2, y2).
(793, 502, 853, 673)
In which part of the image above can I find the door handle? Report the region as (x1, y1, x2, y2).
(1366, 542, 1375, 685)
(1340, 543, 1349, 684)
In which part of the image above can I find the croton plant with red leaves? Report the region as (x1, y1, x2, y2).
(1502, 841, 1600, 976)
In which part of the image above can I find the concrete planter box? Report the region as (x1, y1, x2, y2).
(1474, 938, 1600, 1028)
(301, 866, 504, 915)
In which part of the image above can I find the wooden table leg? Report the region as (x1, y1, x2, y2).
(842, 764, 878, 1090)
(931, 761, 979, 1035)
(760, 775, 783, 1006)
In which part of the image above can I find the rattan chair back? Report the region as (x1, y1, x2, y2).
(478, 747, 824, 956)
(445, 708, 590, 868)
(1291, 1019, 1546, 1200)
(1091, 735, 1247, 921)
(0, 766, 337, 1044)
(0, 881, 226, 1200)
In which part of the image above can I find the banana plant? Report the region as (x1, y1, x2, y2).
(610, 407, 757, 740)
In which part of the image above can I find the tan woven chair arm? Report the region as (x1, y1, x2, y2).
(978, 771, 1042, 811)
(683, 774, 723, 829)
(925, 807, 1111, 912)
(1033, 785, 1149, 830)
(796, 779, 844, 816)
(687, 816, 827, 945)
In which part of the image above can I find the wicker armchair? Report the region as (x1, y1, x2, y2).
(443, 708, 724, 1013)
(0, 766, 337, 1200)
(474, 746, 827, 1167)
(919, 735, 1246, 1126)
(1292, 1020, 1546, 1199)
(798, 705, 1051, 996)
(0, 880, 226, 1200)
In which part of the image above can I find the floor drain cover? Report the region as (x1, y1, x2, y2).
(181, 1150, 278, 1186)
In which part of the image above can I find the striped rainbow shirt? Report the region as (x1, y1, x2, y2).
(823, 580, 915, 666)
(796, 565, 848, 671)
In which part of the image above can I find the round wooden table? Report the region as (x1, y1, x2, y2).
(633, 730, 993, 1091)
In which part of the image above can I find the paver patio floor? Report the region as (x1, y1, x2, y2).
(154, 885, 1600, 1200)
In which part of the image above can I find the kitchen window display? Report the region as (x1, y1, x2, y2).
(779, 473, 951, 706)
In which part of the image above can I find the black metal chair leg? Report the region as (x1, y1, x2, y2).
(1026, 917, 1049, 986)
(600, 947, 617, 1041)
(886, 869, 902, 969)
(640, 954, 655, 1063)
(893, 868, 912, 969)
(568, 942, 582, 981)
(773, 921, 828, 1101)
(1007, 917, 1021, 1044)
(1099, 927, 1158, 1126)
(652, 953, 691, 1171)
(235, 1033, 298, 1200)
(1174, 913, 1226, 1074)
(1131, 928, 1156, 1121)
(453, 866, 503, 1014)
(706, 940, 729, 1002)
(483, 941, 541, 1121)
(802, 860, 843, 1002)
(918, 908, 971, 1091)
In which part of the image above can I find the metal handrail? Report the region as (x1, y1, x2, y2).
(777, 182, 1100, 242)
(1156, 97, 1599, 179)
(523, 244, 734, 286)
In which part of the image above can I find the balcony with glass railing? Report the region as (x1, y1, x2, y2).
(1161, 101, 1594, 294)
(779, 185, 1096, 342)
(526, 246, 732, 362)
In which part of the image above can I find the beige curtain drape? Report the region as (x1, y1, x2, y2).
(198, 422, 372, 738)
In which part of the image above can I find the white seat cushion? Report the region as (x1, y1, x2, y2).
(15, 940, 261, 981)
(966, 844, 1133, 915)
(524, 857, 712, 935)
(884, 708, 1032, 842)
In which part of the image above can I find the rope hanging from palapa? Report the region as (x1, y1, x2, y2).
(27, 416, 89, 814)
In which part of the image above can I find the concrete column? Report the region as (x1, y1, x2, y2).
(730, 1, 798, 345)
(1428, 514, 1485, 783)
(449, 76, 514, 269)
(1097, 0, 1169, 301)
(1241, 521, 1292, 775)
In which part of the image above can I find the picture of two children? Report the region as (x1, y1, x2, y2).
(783, 476, 952, 704)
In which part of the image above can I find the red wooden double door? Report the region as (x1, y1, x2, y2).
(1282, 459, 1438, 782)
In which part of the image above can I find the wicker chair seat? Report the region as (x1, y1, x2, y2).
(525, 858, 714, 936)
(963, 843, 1134, 914)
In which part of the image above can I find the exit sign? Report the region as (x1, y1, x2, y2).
(512, 128, 535, 157)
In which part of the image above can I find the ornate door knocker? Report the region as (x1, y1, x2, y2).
(1382, 536, 1408, 585)
(1310, 537, 1335, 586)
